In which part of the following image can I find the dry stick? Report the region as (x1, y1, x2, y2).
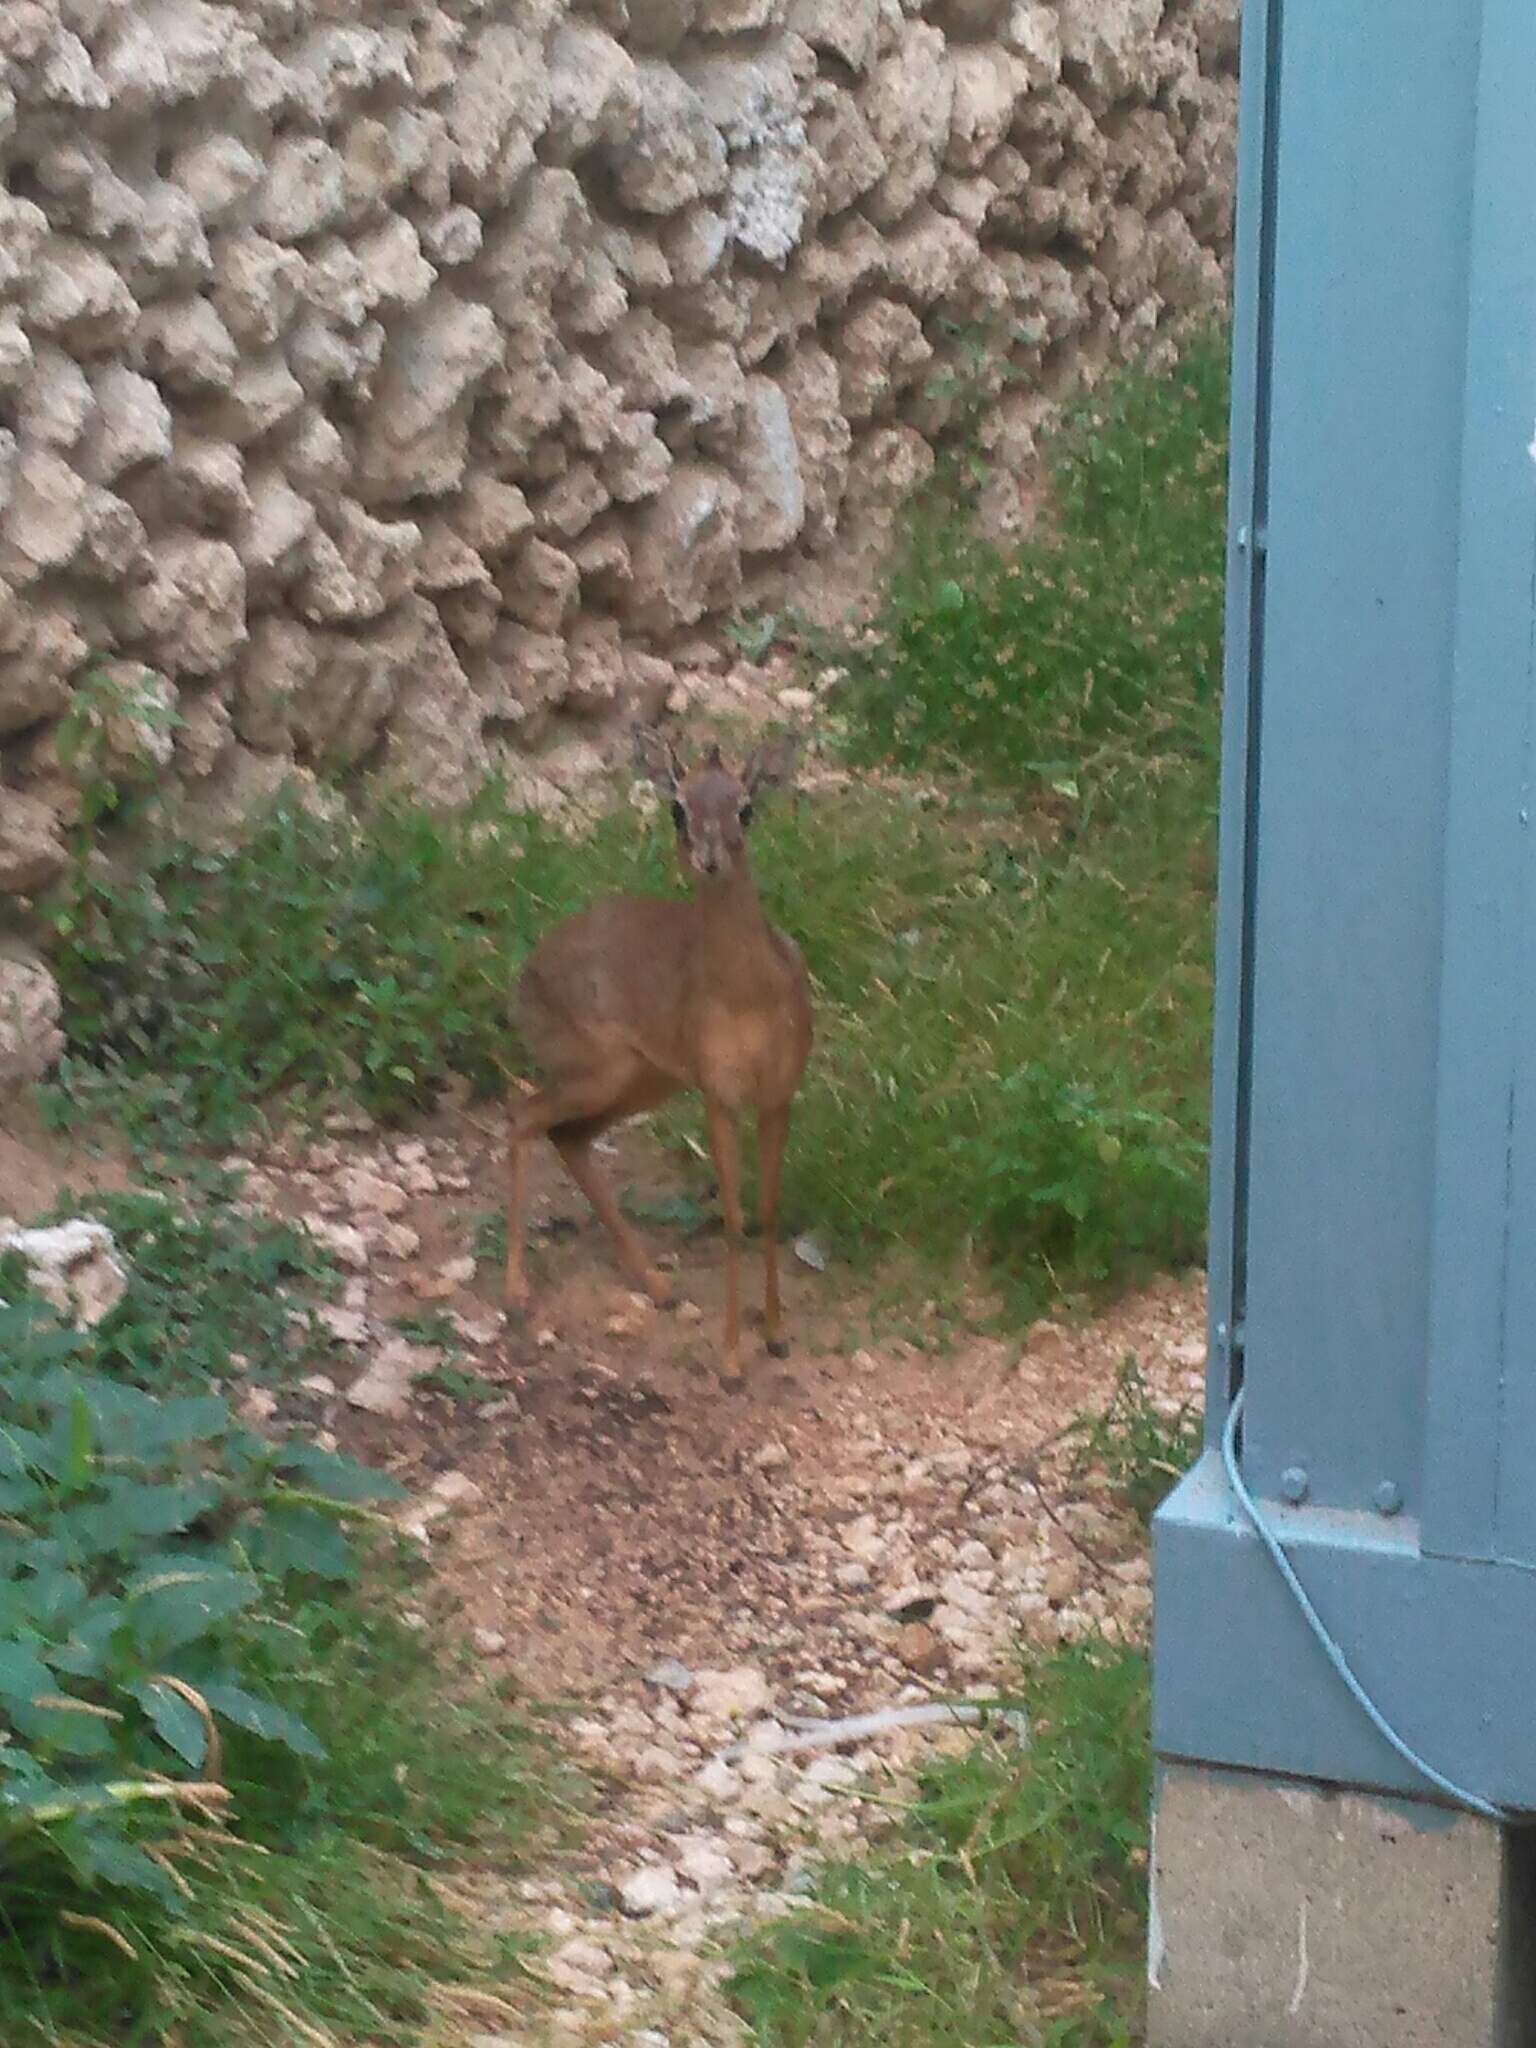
(721, 1702, 1029, 1762)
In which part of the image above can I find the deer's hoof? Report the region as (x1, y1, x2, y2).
(765, 1338, 790, 1360)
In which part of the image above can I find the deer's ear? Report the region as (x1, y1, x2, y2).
(633, 723, 684, 792)
(744, 731, 800, 799)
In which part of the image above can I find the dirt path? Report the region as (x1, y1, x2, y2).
(218, 1106, 1203, 2043)
(2, 1100, 1202, 2041)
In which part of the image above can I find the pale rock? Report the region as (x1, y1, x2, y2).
(25, 238, 138, 353)
(807, 88, 886, 216)
(625, 464, 742, 632)
(546, 1937, 615, 1992)
(677, 1837, 735, 1894)
(289, 24, 412, 125)
(338, 1167, 409, 1217)
(690, 1666, 773, 1725)
(420, 206, 483, 269)
(258, 138, 348, 243)
(136, 297, 239, 395)
(734, 377, 805, 553)
(683, 44, 811, 265)
(352, 215, 436, 312)
(83, 365, 173, 483)
(861, 24, 954, 226)
(172, 135, 265, 225)
(797, 213, 885, 306)
(530, 465, 611, 544)
(236, 468, 315, 596)
(346, 1336, 440, 1416)
(153, 436, 248, 535)
(836, 299, 932, 422)
(1, 1218, 127, 1327)
(1002, 0, 1062, 83)
(545, 20, 640, 161)
(0, 791, 68, 896)
(129, 539, 246, 678)
(601, 412, 673, 505)
(788, 0, 881, 71)
(885, 206, 977, 302)
(18, 348, 94, 450)
(779, 343, 848, 545)
(1057, 0, 1163, 103)
(0, 197, 47, 303)
(0, 607, 85, 736)
(300, 503, 420, 625)
(564, 618, 626, 715)
(291, 603, 420, 764)
(218, 350, 306, 443)
(947, 46, 1026, 173)
(96, 0, 253, 109)
(355, 295, 502, 503)
(302, 1215, 371, 1269)
(317, 1306, 370, 1345)
(343, 109, 446, 216)
(619, 1864, 684, 1918)
(213, 236, 307, 347)
(501, 538, 579, 633)
(626, 0, 698, 55)
(659, 206, 730, 287)
(450, 477, 533, 559)
(445, 23, 551, 203)
(0, 319, 33, 392)
(172, 682, 233, 780)
(1, 448, 89, 578)
(616, 62, 728, 215)
(0, 950, 64, 1087)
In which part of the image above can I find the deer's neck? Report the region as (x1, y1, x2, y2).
(691, 862, 778, 988)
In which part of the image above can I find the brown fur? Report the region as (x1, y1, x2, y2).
(505, 728, 813, 1377)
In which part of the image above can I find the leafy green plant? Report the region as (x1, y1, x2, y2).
(956, 1064, 1205, 1290)
(728, 1643, 1150, 2048)
(831, 335, 1229, 824)
(1063, 1356, 1202, 1526)
(55, 663, 181, 828)
(0, 1286, 398, 1898)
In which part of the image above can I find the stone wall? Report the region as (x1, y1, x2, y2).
(0, 0, 1237, 921)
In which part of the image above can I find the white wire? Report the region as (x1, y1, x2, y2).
(1220, 1384, 1512, 1823)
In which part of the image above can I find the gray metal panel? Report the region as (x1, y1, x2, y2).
(1239, 0, 1480, 1512)
(1424, 0, 1536, 1568)
(1153, 1459, 1536, 1810)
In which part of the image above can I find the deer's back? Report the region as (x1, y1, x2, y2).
(518, 891, 810, 1104)
(518, 894, 697, 1082)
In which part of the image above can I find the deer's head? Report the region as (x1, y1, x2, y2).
(633, 728, 799, 883)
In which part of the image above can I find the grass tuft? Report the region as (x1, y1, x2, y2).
(727, 1643, 1151, 2048)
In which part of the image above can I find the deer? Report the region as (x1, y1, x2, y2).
(503, 726, 813, 1381)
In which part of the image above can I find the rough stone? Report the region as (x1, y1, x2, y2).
(0, 1218, 127, 1326)
(0, 0, 1236, 911)
(0, 949, 65, 1088)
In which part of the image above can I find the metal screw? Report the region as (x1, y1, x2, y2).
(1235, 525, 1251, 553)
(1374, 1480, 1403, 1517)
(1280, 1467, 1309, 1504)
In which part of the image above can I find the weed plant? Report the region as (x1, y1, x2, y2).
(727, 1643, 1151, 2048)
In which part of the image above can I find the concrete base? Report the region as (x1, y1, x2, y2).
(1148, 1763, 1536, 2048)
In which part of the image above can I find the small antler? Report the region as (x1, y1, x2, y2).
(633, 723, 684, 792)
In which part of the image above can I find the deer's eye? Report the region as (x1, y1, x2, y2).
(670, 800, 688, 833)
(739, 801, 755, 828)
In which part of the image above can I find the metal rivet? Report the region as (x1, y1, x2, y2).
(1374, 1480, 1403, 1517)
(1280, 1467, 1309, 1504)
(1235, 525, 1251, 553)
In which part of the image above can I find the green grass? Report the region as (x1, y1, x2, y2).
(0, 1178, 576, 2047)
(726, 1643, 1151, 2048)
(39, 337, 1226, 1313)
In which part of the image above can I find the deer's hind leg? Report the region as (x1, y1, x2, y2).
(504, 1062, 678, 1312)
